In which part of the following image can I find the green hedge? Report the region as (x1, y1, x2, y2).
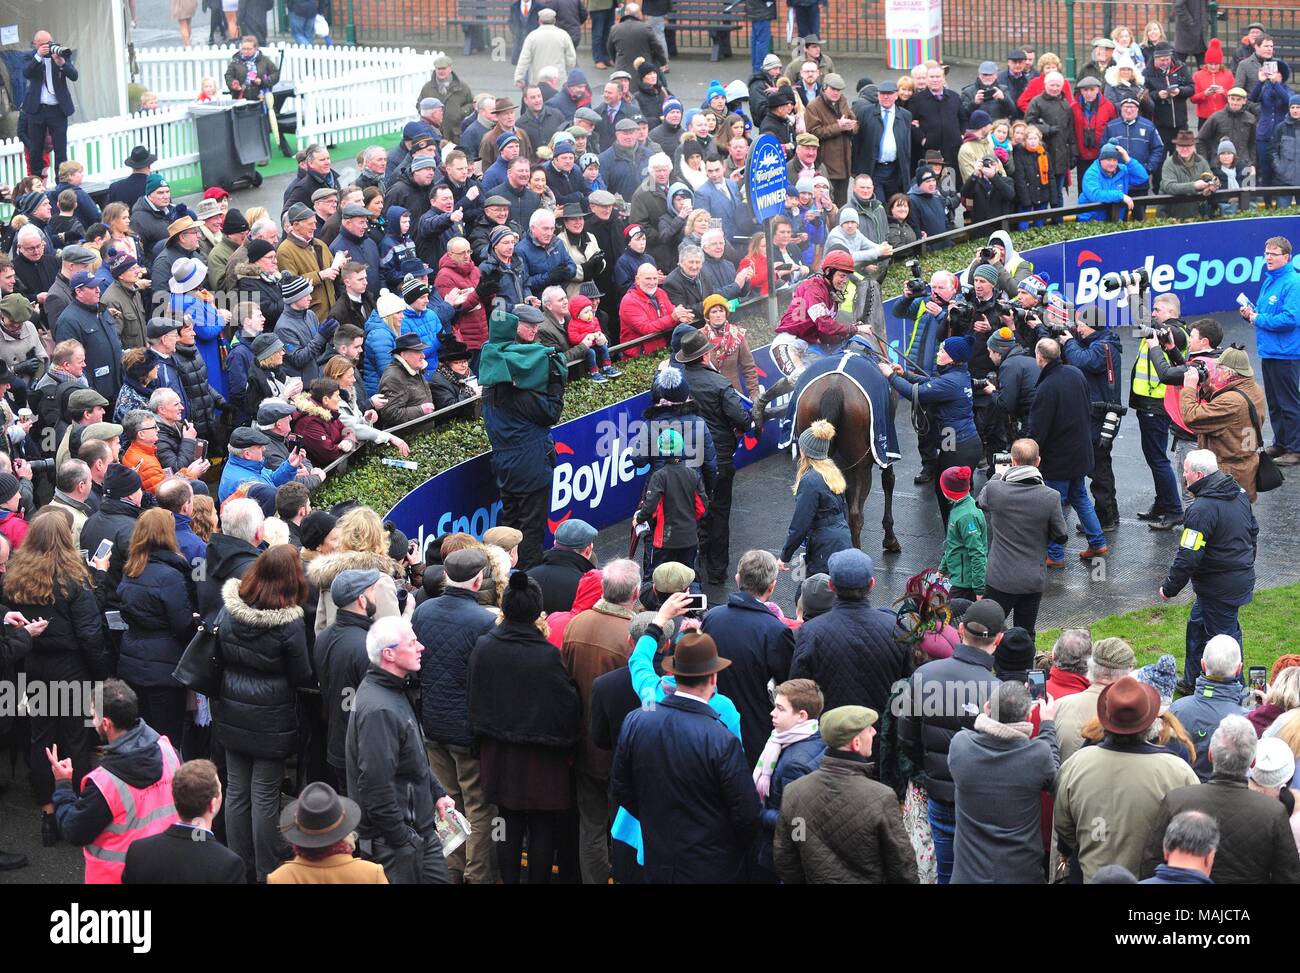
(314, 207, 1300, 513)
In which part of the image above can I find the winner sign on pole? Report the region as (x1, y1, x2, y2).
(885, 0, 942, 69)
(746, 133, 790, 331)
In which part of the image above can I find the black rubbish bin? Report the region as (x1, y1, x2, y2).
(188, 101, 272, 192)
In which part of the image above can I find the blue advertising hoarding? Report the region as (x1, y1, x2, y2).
(388, 215, 1300, 557)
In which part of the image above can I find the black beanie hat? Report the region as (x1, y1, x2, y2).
(0, 471, 19, 506)
(103, 463, 143, 499)
(995, 626, 1037, 677)
(501, 571, 544, 623)
(299, 510, 338, 551)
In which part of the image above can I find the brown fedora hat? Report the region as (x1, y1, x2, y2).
(279, 781, 362, 848)
(674, 328, 711, 364)
(1172, 129, 1197, 147)
(1097, 676, 1161, 735)
(662, 632, 731, 677)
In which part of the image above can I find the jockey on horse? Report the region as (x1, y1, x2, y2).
(752, 249, 883, 427)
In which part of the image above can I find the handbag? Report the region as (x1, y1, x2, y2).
(1226, 387, 1283, 493)
(172, 611, 224, 699)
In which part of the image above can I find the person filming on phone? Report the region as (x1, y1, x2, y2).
(254, 400, 323, 490)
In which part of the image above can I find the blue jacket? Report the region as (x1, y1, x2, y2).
(1027, 359, 1095, 482)
(378, 205, 416, 289)
(116, 551, 197, 689)
(907, 187, 949, 241)
(515, 233, 577, 297)
(400, 303, 452, 379)
(218, 453, 297, 503)
(167, 293, 228, 398)
(330, 226, 381, 297)
(1161, 469, 1258, 607)
(54, 301, 124, 405)
(598, 144, 651, 203)
(694, 177, 744, 240)
(756, 733, 825, 872)
(1168, 675, 1247, 780)
(1061, 329, 1123, 435)
(1077, 157, 1151, 220)
(1103, 117, 1164, 180)
(610, 625, 742, 864)
(790, 598, 914, 716)
(226, 330, 259, 421)
(173, 513, 206, 567)
(779, 467, 851, 576)
(1251, 78, 1294, 141)
(897, 295, 946, 372)
(703, 592, 797, 766)
(483, 377, 566, 494)
(611, 691, 760, 883)
(477, 252, 529, 309)
(614, 249, 655, 292)
(362, 311, 397, 396)
(1253, 262, 1300, 360)
(414, 586, 498, 747)
(890, 363, 978, 445)
(1139, 864, 1215, 884)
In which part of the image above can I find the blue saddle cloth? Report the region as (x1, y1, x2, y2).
(784, 350, 901, 466)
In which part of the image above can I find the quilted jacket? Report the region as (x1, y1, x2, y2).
(774, 751, 919, 884)
(412, 586, 498, 748)
(789, 598, 913, 717)
(1140, 775, 1300, 884)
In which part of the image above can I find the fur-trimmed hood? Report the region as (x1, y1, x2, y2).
(306, 548, 400, 590)
(292, 392, 334, 421)
(221, 576, 305, 628)
(234, 260, 278, 281)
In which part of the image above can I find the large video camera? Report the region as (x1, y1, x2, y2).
(1098, 266, 1150, 301)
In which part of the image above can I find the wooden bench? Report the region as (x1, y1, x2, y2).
(667, 0, 742, 62)
(448, 0, 511, 56)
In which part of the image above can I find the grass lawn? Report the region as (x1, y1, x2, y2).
(1037, 583, 1298, 671)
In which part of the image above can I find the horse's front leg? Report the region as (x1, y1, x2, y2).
(881, 463, 901, 553)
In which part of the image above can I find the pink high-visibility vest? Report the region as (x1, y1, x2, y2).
(82, 735, 181, 884)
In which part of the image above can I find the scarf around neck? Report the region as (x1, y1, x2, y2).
(753, 718, 819, 800)
(974, 712, 1034, 740)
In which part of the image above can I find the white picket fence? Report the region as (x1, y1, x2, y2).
(0, 44, 443, 190)
(0, 107, 200, 192)
(136, 43, 439, 145)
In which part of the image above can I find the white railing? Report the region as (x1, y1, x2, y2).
(0, 107, 200, 191)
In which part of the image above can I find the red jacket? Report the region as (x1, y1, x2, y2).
(618, 285, 677, 357)
(776, 273, 851, 344)
(1072, 96, 1117, 163)
(566, 312, 602, 346)
(1046, 667, 1090, 700)
(545, 569, 603, 649)
(1190, 66, 1234, 120)
(0, 509, 27, 550)
(291, 395, 353, 467)
(435, 252, 487, 349)
(1017, 74, 1074, 114)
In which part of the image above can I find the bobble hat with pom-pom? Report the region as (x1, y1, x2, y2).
(798, 419, 835, 461)
(502, 571, 544, 623)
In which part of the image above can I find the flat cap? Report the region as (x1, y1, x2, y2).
(587, 189, 617, 206)
(68, 388, 109, 412)
(482, 526, 523, 551)
(62, 244, 97, 265)
(146, 317, 183, 340)
(230, 426, 272, 449)
(553, 517, 597, 547)
(444, 548, 489, 582)
(828, 548, 874, 588)
(615, 117, 639, 132)
(652, 561, 695, 593)
(256, 398, 296, 425)
(331, 568, 382, 607)
(820, 706, 878, 748)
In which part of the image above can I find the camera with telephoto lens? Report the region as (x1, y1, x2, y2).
(1095, 403, 1127, 451)
(977, 246, 998, 263)
(1098, 266, 1150, 300)
(970, 371, 998, 393)
(1189, 358, 1214, 398)
(946, 292, 977, 332)
(48, 44, 73, 59)
(994, 299, 1035, 328)
(903, 259, 929, 298)
(23, 457, 55, 478)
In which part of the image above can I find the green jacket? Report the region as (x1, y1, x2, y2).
(1160, 151, 1211, 220)
(939, 493, 987, 591)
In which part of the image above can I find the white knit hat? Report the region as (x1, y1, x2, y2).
(1250, 737, 1297, 789)
(375, 287, 406, 319)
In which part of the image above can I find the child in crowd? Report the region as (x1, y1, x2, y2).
(937, 465, 986, 600)
(614, 223, 655, 292)
(634, 428, 709, 571)
(566, 294, 621, 383)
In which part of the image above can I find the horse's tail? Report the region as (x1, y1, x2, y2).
(818, 382, 844, 454)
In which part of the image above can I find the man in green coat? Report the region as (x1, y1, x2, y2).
(1160, 130, 1216, 220)
(938, 466, 987, 599)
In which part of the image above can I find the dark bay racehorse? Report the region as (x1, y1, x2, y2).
(792, 369, 901, 553)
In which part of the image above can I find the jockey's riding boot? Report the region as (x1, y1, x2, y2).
(752, 374, 797, 430)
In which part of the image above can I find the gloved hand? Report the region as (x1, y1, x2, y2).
(583, 254, 607, 278)
(318, 317, 339, 339)
(546, 267, 571, 285)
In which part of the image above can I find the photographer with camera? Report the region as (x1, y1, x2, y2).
(1060, 305, 1124, 533)
(961, 63, 1017, 123)
(1160, 130, 1217, 220)
(965, 265, 1006, 459)
(1131, 291, 1189, 530)
(879, 336, 982, 528)
(1151, 316, 1223, 498)
(896, 268, 959, 484)
(984, 327, 1040, 449)
(20, 31, 78, 177)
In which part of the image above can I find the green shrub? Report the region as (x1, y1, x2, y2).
(315, 209, 1300, 514)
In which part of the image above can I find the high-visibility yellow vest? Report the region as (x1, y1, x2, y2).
(1132, 327, 1185, 400)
